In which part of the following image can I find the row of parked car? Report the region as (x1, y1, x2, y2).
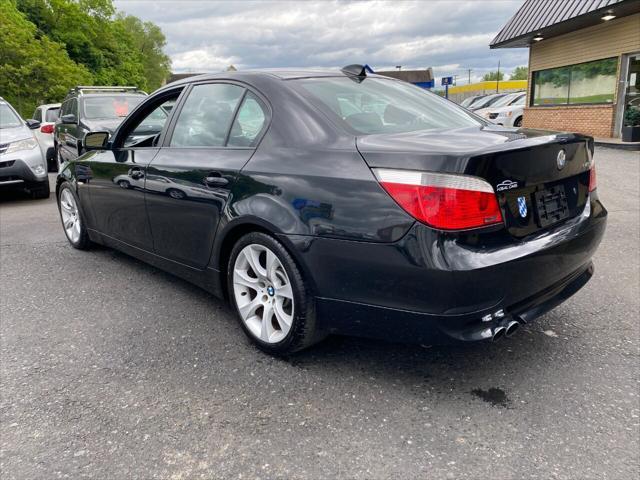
(2, 84, 526, 200)
(459, 91, 526, 127)
(0, 87, 148, 198)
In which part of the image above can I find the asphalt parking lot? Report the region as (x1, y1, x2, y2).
(0, 147, 638, 479)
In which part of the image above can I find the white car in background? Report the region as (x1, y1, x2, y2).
(486, 93, 527, 127)
(474, 92, 525, 121)
(31, 103, 61, 171)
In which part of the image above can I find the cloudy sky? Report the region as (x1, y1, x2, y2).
(114, 0, 529, 84)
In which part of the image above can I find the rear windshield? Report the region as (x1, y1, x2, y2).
(45, 107, 60, 122)
(0, 103, 22, 129)
(295, 77, 481, 134)
(83, 95, 145, 119)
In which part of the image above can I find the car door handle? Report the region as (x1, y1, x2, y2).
(204, 172, 229, 187)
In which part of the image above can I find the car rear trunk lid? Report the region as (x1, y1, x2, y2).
(356, 127, 594, 237)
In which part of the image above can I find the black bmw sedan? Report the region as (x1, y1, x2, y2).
(56, 66, 606, 355)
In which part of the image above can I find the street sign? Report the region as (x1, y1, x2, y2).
(441, 76, 454, 86)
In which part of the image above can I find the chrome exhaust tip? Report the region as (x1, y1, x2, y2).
(505, 320, 520, 338)
(492, 326, 506, 342)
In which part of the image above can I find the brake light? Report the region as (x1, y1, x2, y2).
(40, 124, 54, 134)
(374, 169, 503, 230)
(589, 164, 597, 192)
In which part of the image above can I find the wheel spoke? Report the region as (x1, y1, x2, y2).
(274, 299, 292, 329)
(260, 303, 275, 341)
(64, 218, 74, 230)
(245, 246, 266, 278)
(238, 297, 261, 319)
(266, 250, 278, 279)
(234, 270, 260, 290)
(276, 282, 293, 300)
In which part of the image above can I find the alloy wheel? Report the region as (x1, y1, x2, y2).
(60, 189, 81, 244)
(232, 244, 294, 343)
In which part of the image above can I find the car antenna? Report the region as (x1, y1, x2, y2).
(341, 64, 374, 82)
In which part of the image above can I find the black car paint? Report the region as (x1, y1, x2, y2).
(57, 70, 607, 344)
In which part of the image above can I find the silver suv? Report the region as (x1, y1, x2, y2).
(0, 97, 49, 198)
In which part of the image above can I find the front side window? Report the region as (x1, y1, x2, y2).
(83, 95, 145, 119)
(120, 92, 181, 148)
(532, 58, 617, 106)
(170, 83, 245, 147)
(0, 103, 22, 129)
(227, 92, 267, 147)
(295, 77, 481, 135)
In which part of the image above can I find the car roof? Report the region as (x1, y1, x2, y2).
(161, 68, 391, 91)
(38, 103, 61, 109)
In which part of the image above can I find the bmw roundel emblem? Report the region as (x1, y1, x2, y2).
(556, 149, 566, 170)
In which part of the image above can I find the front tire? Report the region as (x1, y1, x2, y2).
(227, 232, 323, 355)
(514, 117, 523, 127)
(57, 182, 90, 250)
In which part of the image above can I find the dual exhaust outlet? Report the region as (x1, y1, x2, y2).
(491, 317, 524, 342)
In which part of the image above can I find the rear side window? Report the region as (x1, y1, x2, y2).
(227, 92, 267, 147)
(170, 83, 245, 147)
(45, 107, 60, 122)
(295, 77, 480, 135)
(32, 108, 42, 122)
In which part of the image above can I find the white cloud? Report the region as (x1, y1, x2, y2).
(114, 0, 529, 81)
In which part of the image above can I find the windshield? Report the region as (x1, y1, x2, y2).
(0, 103, 22, 129)
(83, 95, 145, 119)
(491, 94, 520, 108)
(295, 77, 481, 135)
(473, 94, 506, 110)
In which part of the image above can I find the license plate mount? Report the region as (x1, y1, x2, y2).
(535, 184, 569, 228)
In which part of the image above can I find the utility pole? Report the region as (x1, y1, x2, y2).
(453, 75, 459, 86)
(496, 60, 501, 93)
(467, 68, 472, 84)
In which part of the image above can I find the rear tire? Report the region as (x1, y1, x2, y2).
(227, 232, 324, 355)
(57, 182, 90, 250)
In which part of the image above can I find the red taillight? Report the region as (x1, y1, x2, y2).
(40, 124, 54, 134)
(588, 164, 597, 192)
(374, 169, 503, 230)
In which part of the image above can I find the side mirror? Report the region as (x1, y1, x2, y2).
(61, 114, 77, 124)
(84, 131, 110, 151)
(26, 119, 41, 129)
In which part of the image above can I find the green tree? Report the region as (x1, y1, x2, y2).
(0, 0, 92, 117)
(510, 66, 528, 80)
(482, 71, 505, 81)
(115, 14, 171, 91)
(15, 0, 170, 93)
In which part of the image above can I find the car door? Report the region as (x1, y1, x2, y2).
(145, 82, 269, 269)
(60, 98, 80, 160)
(84, 88, 184, 250)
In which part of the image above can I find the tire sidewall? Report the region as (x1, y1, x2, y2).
(227, 232, 313, 355)
(57, 182, 89, 249)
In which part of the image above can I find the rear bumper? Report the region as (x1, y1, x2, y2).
(284, 194, 607, 343)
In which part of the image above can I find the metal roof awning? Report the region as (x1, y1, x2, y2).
(490, 0, 639, 48)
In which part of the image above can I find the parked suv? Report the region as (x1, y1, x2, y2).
(0, 97, 49, 198)
(54, 86, 146, 167)
(32, 103, 61, 172)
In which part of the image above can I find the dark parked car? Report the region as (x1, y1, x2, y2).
(54, 86, 147, 168)
(56, 66, 606, 355)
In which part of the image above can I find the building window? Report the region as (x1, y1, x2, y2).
(532, 57, 618, 106)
